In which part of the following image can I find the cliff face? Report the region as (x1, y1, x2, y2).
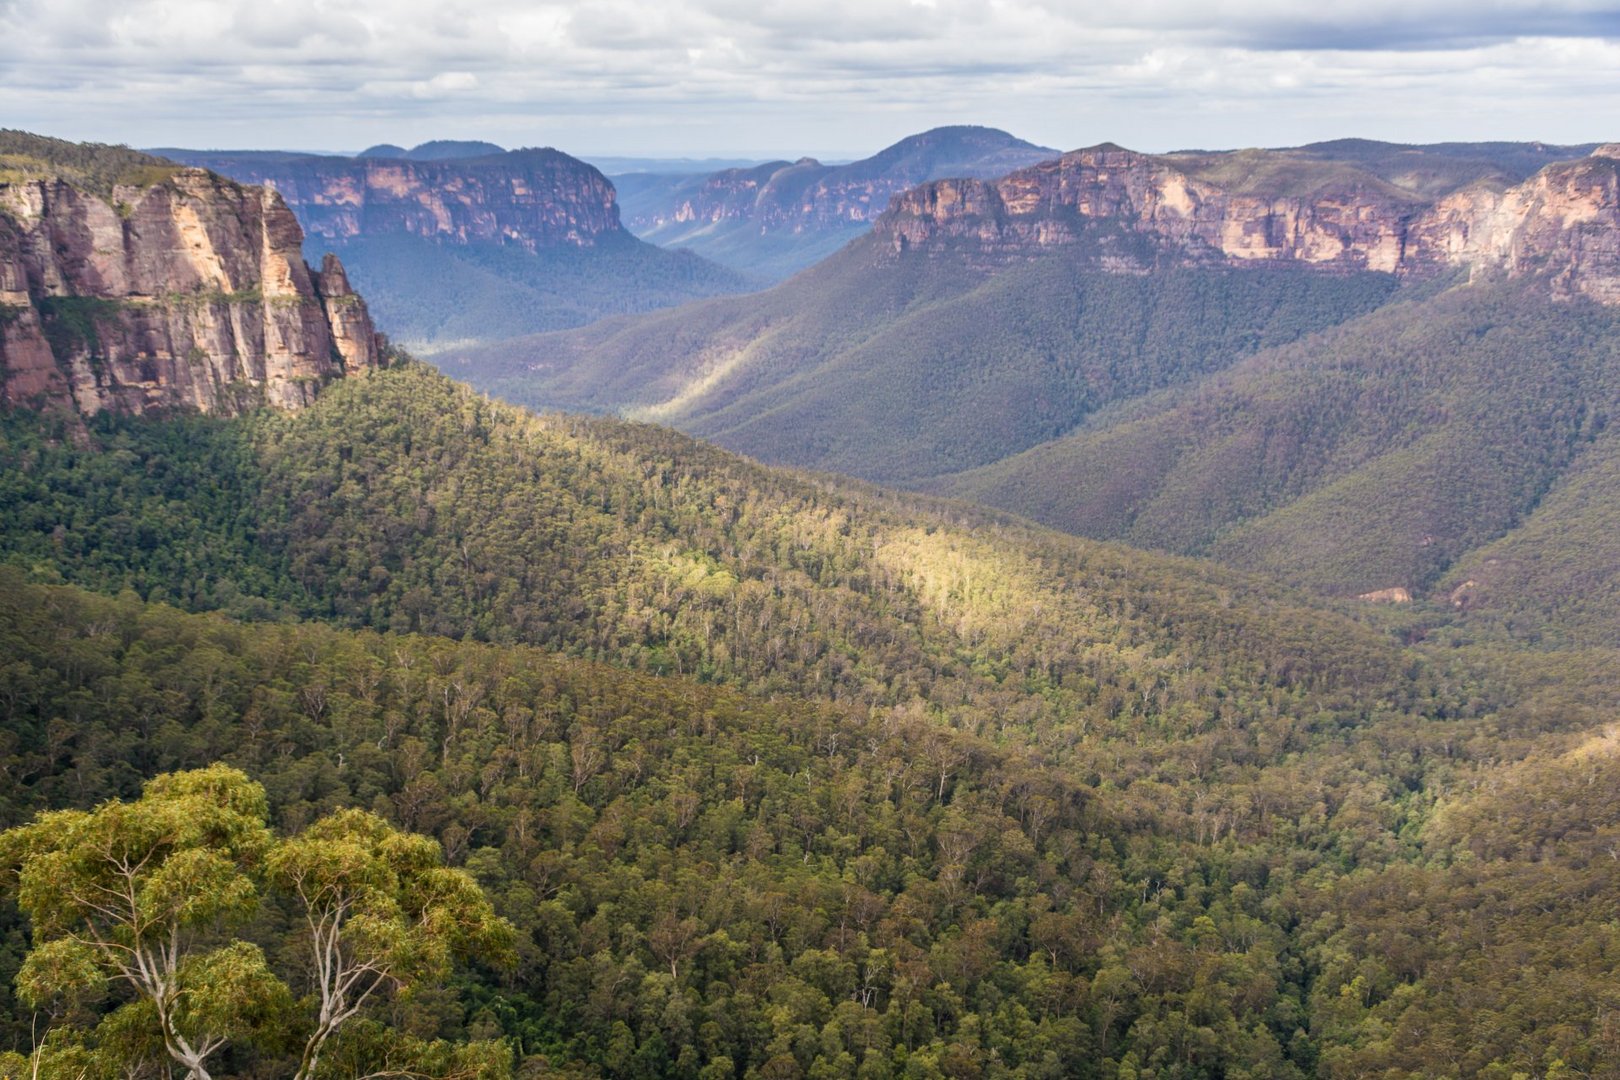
(875, 144, 1620, 302)
(172, 149, 625, 252)
(1412, 148, 1620, 302)
(0, 169, 382, 416)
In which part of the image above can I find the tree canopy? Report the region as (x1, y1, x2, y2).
(0, 766, 514, 1080)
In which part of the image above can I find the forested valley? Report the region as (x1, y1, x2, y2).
(1, 366, 1619, 1078)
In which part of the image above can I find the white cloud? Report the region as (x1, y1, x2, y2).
(0, 0, 1616, 157)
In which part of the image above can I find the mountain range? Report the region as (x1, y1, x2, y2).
(6, 127, 1620, 1079)
(611, 125, 1060, 279)
(453, 137, 1620, 643)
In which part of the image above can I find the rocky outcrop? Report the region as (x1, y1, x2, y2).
(168, 148, 625, 252)
(1357, 587, 1413, 604)
(0, 169, 382, 416)
(875, 144, 1620, 302)
(1411, 149, 1620, 302)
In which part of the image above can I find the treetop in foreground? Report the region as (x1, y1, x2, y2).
(0, 766, 515, 1080)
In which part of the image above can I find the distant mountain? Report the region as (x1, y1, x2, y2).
(357, 139, 505, 160)
(589, 155, 773, 173)
(452, 140, 1620, 477)
(159, 144, 753, 352)
(613, 125, 1059, 279)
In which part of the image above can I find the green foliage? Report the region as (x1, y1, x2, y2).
(943, 280, 1620, 638)
(0, 131, 181, 201)
(0, 406, 306, 617)
(0, 363, 1403, 712)
(0, 765, 513, 1080)
(35, 297, 124, 366)
(0, 764, 276, 1076)
(0, 561, 1616, 1077)
(3, 361, 1620, 1074)
(448, 245, 1401, 485)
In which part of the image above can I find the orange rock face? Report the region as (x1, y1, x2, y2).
(875, 145, 1620, 301)
(0, 170, 382, 416)
(184, 150, 625, 253)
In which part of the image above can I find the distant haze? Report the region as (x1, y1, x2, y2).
(3, 0, 1618, 158)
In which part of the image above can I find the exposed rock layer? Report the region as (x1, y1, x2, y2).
(0, 169, 382, 415)
(876, 144, 1620, 302)
(165, 148, 625, 252)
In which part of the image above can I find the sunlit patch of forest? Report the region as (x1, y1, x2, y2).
(1, 366, 1619, 1077)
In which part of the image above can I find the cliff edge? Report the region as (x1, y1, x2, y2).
(876, 143, 1620, 302)
(0, 132, 383, 416)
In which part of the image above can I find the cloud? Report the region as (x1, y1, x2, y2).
(1, 0, 1616, 156)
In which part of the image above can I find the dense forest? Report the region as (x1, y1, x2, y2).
(1, 365, 1619, 1076)
(4, 571, 1620, 1078)
(940, 281, 1620, 638)
(443, 246, 1403, 484)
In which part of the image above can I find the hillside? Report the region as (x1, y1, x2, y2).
(4, 362, 1620, 1076)
(443, 241, 1404, 484)
(934, 281, 1620, 643)
(160, 144, 753, 352)
(0, 362, 1401, 705)
(613, 126, 1058, 279)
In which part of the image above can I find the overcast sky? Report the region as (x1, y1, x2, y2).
(3, 0, 1618, 161)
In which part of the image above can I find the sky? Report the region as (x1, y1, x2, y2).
(2, 0, 1618, 161)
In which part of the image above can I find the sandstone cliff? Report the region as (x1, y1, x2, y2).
(0, 153, 382, 416)
(875, 144, 1620, 302)
(167, 148, 625, 252)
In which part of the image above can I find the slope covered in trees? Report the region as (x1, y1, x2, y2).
(3, 557, 1619, 1078)
(4, 365, 1620, 1077)
(443, 244, 1403, 485)
(0, 362, 1399, 711)
(937, 281, 1620, 642)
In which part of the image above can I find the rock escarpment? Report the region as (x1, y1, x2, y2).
(167, 148, 626, 252)
(877, 144, 1620, 302)
(0, 163, 382, 416)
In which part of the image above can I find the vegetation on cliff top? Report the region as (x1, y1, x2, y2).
(0, 130, 182, 200)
